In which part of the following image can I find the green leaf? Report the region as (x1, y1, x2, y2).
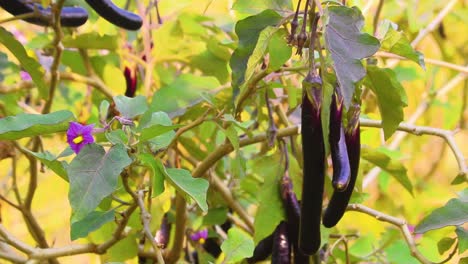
(140, 124, 182, 142)
(0, 27, 48, 99)
(138, 154, 165, 197)
(222, 124, 240, 151)
(203, 207, 229, 226)
(268, 28, 292, 71)
(385, 240, 419, 264)
(99, 100, 110, 122)
(458, 188, 468, 202)
(0, 110, 74, 140)
(165, 168, 209, 212)
(105, 129, 128, 145)
(252, 155, 285, 243)
(221, 227, 254, 263)
(68, 144, 132, 220)
(365, 66, 408, 139)
(451, 173, 467, 185)
(23, 150, 68, 181)
(361, 146, 413, 195)
(191, 49, 229, 84)
(456, 226, 468, 254)
(378, 20, 425, 69)
(415, 198, 468, 234)
(106, 234, 138, 262)
(232, 0, 292, 15)
(62, 33, 118, 50)
(324, 6, 380, 108)
(230, 10, 282, 98)
(437, 237, 456, 255)
(113, 95, 148, 119)
(70, 210, 115, 240)
(139, 112, 176, 150)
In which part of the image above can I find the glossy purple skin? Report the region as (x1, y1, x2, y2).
(84, 0, 142, 30)
(66, 122, 95, 154)
(247, 233, 274, 263)
(323, 104, 361, 228)
(155, 214, 171, 248)
(124, 67, 137, 98)
(272, 221, 291, 264)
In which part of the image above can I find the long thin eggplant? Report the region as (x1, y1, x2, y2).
(247, 233, 274, 263)
(329, 91, 351, 191)
(84, 0, 142, 30)
(272, 221, 291, 264)
(299, 72, 325, 255)
(323, 104, 361, 228)
(0, 0, 88, 27)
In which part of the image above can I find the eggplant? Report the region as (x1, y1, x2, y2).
(272, 221, 291, 264)
(124, 67, 137, 97)
(299, 72, 325, 255)
(84, 0, 142, 30)
(154, 214, 171, 248)
(329, 91, 351, 191)
(0, 0, 88, 27)
(322, 104, 361, 228)
(247, 233, 274, 263)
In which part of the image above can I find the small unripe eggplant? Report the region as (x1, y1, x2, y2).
(272, 221, 291, 264)
(124, 67, 137, 98)
(84, 0, 142, 30)
(323, 104, 361, 228)
(329, 91, 351, 191)
(299, 72, 325, 255)
(154, 214, 170, 248)
(0, 0, 88, 27)
(247, 233, 274, 263)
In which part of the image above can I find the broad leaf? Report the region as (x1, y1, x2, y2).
(62, 33, 118, 50)
(415, 198, 468, 234)
(113, 95, 148, 119)
(0, 27, 48, 99)
(324, 6, 380, 108)
(221, 227, 254, 263)
(203, 207, 229, 226)
(68, 144, 132, 220)
(222, 124, 240, 151)
(138, 154, 165, 197)
(0, 111, 74, 140)
(140, 124, 182, 141)
(437, 237, 456, 255)
(268, 28, 292, 71)
(365, 66, 408, 139)
(139, 112, 176, 150)
(70, 210, 115, 240)
(361, 146, 413, 195)
(24, 150, 68, 181)
(252, 155, 285, 243)
(378, 20, 425, 69)
(456, 226, 468, 254)
(165, 168, 209, 212)
(384, 240, 419, 264)
(230, 10, 282, 99)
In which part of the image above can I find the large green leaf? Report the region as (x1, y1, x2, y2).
(24, 150, 68, 181)
(378, 20, 425, 68)
(384, 240, 419, 264)
(230, 10, 282, 99)
(361, 146, 413, 195)
(252, 155, 285, 243)
(68, 144, 132, 220)
(139, 111, 176, 150)
(62, 33, 118, 50)
(0, 110, 74, 140)
(113, 95, 148, 119)
(415, 198, 468, 234)
(138, 154, 165, 197)
(456, 226, 468, 254)
(221, 227, 254, 263)
(70, 210, 115, 240)
(165, 168, 209, 212)
(324, 6, 380, 108)
(0, 27, 48, 99)
(232, 0, 292, 15)
(268, 28, 292, 71)
(365, 66, 408, 139)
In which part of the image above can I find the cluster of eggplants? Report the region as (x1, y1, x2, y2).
(0, 0, 142, 30)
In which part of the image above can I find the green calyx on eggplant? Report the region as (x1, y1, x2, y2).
(299, 71, 325, 255)
(329, 90, 351, 191)
(0, 0, 88, 27)
(323, 103, 361, 228)
(84, 0, 142, 30)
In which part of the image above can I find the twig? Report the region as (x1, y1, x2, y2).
(137, 0, 155, 96)
(373, 0, 384, 35)
(165, 193, 186, 264)
(411, 0, 458, 47)
(0, 225, 35, 253)
(136, 190, 165, 264)
(347, 204, 433, 264)
(0, 249, 27, 263)
(375, 51, 468, 74)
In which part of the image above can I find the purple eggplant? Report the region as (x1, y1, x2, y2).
(329, 91, 351, 191)
(272, 221, 291, 264)
(299, 72, 325, 255)
(0, 0, 88, 27)
(247, 233, 274, 263)
(154, 214, 171, 248)
(323, 104, 361, 228)
(84, 0, 142, 30)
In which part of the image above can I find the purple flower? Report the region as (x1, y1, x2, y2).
(190, 229, 208, 244)
(67, 122, 95, 154)
(20, 70, 32, 82)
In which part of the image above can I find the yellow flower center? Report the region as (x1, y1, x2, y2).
(73, 135, 84, 144)
(199, 238, 205, 244)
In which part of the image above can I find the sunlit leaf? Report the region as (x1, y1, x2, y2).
(138, 154, 165, 197)
(324, 6, 380, 108)
(24, 150, 68, 181)
(221, 227, 254, 263)
(70, 210, 115, 240)
(268, 28, 292, 71)
(456, 226, 468, 254)
(68, 144, 132, 220)
(385, 240, 419, 264)
(62, 33, 118, 50)
(415, 198, 468, 234)
(0, 110, 74, 140)
(165, 168, 209, 212)
(437, 237, 456, 255)
(113, 95, 148, 119)
(232, 0, 292, 15)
